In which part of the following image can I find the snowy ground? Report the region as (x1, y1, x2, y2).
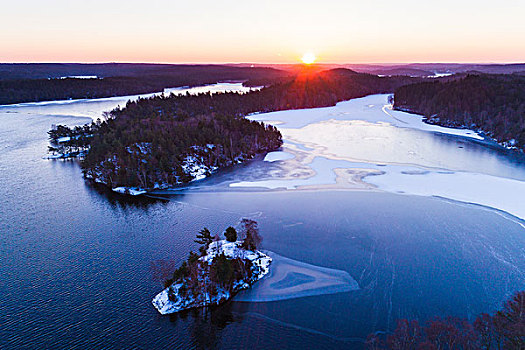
(112, 187, 147, 196)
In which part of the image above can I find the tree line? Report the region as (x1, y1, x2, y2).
(394, 74, 525, 152)
(0, 65, 289, 105)
(367, 290, 524, 349)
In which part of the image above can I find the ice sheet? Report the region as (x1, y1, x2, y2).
(234, 251, 359, 302)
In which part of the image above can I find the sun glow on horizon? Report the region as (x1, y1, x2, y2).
(301, 52, 316, 64)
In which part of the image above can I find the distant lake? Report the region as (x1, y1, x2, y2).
(1, 85, 524, 349)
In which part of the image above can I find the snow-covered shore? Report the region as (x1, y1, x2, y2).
(111, 187, 147, 196)
(152, 240, 272, 314)
(84, 144, 238, 196)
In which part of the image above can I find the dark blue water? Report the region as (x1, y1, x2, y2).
(1, 101, 524, 349)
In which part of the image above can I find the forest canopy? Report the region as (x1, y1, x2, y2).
(394, 74, 525, 151)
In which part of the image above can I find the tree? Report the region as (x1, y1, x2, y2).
(474, 313, 498, 349)
(365, 290, 525, 349)
(365, 334, 384, 350)
(493, 291, 525, 349)
(210, 253, 235, 289)
(240, 219, 262, 251)
(387, 319, 423, 350)
(195, 228, 213, 255)
(224, 226, 237, 242)
(195, 227, 213, 246)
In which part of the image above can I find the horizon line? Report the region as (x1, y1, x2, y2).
(1, 61, 525, 66)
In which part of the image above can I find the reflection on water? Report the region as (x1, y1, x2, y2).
(1, 87, 524, 349)
(89, 182, 171, 209)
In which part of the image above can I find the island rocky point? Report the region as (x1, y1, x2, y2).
(152, 221, 271, 314)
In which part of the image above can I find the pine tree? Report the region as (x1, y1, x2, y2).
(194, 227, 213, 247)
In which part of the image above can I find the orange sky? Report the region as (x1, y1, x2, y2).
(1, 0, 524, 63)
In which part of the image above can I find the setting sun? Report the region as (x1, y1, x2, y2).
(301, 52, 316, 64)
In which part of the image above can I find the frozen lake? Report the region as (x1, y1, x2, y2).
(0, 86, 524, 349)
(232, 94, 525, 220)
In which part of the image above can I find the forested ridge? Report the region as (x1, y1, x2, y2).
(0, 65, 289, 105)
(394, 74, 525, 151)
(62, 69, 418, 190)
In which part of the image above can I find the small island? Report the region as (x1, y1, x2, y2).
(152, 219, 271, 314)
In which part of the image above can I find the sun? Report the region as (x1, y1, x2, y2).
(301, 52, 316, 65)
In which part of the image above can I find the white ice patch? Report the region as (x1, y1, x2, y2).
(231, 155, 525, 220)
(235, 94, 525, 221)
(263, 151, 295, 162)
(234, 251, 359, 302)
(365, 168, 525, 220)
(230, 157, 346, 189)
(248, 94, 483, 140)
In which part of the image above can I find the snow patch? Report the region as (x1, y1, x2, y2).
(112, 187, 147, 196)
(263, 151, 295, 162)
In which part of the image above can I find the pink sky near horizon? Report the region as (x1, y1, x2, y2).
(1, 0, 524, 64)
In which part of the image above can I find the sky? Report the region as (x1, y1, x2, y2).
(1, 0, 524, 64)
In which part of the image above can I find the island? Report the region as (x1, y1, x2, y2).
(152, 219, 271, 314)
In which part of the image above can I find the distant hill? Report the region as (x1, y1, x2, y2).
(232, 63, 525, 77)
(0, 63, 287, 81)
(394, 74, 525, 151)
(0, 64, 290, 105)
(370, 67, 435, 77)
(354, 63, 525, 76)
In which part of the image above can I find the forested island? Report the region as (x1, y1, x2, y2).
(152, 219, 271, 314)
(49, 69, 418, 193)
(394, 74, 525, 152)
